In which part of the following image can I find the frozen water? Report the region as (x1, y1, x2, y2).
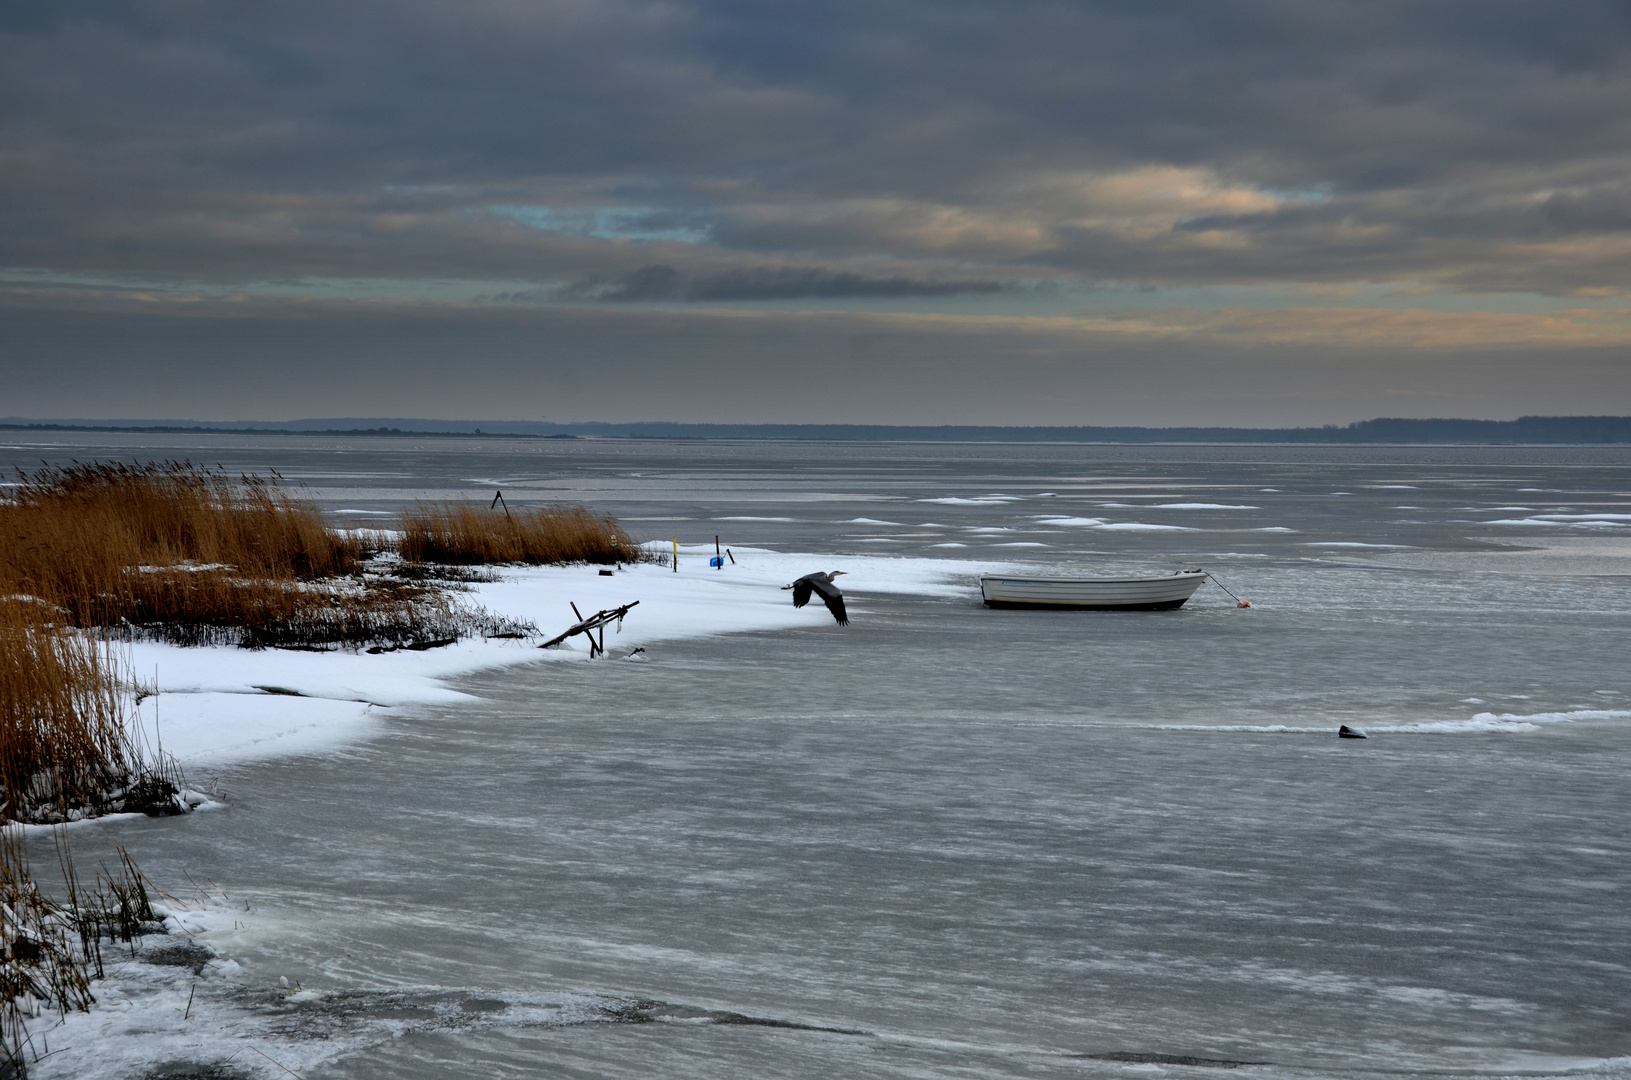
(7, 435, 1631, 1080)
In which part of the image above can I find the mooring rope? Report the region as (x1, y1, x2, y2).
(1201, 570, 1251, 608)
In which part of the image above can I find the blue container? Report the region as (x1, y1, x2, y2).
(709, 556, 725, 568)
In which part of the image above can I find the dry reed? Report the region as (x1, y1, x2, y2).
(0, 602, 182, 825)
(0, 463, 452, 648)
(1, 829, 161, 1072)
(399, 502, 639, 566)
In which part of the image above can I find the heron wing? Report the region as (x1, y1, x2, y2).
(790, 578, 814, 608)
(807, 576, 849, 626)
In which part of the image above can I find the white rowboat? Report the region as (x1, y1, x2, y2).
(979, 570, 1208, 610)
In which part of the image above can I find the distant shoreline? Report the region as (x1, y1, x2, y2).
(7, 415, 1631, 445)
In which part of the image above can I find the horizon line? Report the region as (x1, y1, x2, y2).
(6, 415, 1631, 445)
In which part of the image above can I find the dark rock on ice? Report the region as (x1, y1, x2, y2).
(137, 1064, 254, 1080)
(1338, 725, 1367, 739)
(140, 936, 216, 974)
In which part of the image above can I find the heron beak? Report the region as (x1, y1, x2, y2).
(781, 584, 793, 590)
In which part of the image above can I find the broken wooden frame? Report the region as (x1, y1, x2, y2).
(538, 600, 640, 658)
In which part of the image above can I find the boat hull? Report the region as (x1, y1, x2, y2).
(979, 572, 1207, 610)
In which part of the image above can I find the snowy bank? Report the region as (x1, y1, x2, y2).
(132, 547, 1006, 766)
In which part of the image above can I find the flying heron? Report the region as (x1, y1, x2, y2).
(783, 570, 848, 625)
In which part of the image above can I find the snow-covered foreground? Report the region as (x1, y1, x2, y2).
(130, 546, 1005, 767)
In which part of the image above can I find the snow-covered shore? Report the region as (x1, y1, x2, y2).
(130, 546, 1006, 766)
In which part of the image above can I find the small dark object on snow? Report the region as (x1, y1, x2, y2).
(367, 636, 458, 654)
(1338, 725, 1367, 739)
(783, 571, 848, 626)
(599, 569, 614, 576)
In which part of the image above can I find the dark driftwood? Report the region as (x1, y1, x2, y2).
(539, 600, 640, 658)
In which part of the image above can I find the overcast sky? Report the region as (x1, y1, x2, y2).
(4, 1, 1630, 425)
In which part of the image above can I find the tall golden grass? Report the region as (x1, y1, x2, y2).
(0, 462, 383, 644)
(0, 605, 168, 1068)
(0, 603, 135, 824)
(1, 464, 639, 645)
(399, 502, 638, 566)
(0, 601, 182, 825)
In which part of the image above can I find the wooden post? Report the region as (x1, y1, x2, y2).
(715, 535, 721, 569)
(673, 536, 678, 571)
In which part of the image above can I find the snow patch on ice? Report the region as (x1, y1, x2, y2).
(121, 550, 1012, 767)
(919, 496, 1022, 505)
(1037, 516, 1196, 532)
(1487, 512, 1631, 528)
(1302, 542, 1410, 549)
(1377, 709, 1631, 734)
(1153, 503, 1259, 510)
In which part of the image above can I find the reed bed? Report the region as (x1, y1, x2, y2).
(2, 461, 363, 594)
(0, 463, 443, 648)
(398, 502, 639, 566)
(1, 464, 628, 646)
(0, 602, 182, 826)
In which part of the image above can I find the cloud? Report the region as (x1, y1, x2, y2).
(5, 1, 1631, 295)
(6, 1, 1631, 420)
(491, 206, 713, 244)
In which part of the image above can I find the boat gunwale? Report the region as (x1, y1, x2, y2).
(977, 571, 1208, 586)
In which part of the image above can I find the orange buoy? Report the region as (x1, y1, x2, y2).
(1236, 599, 1251, 608)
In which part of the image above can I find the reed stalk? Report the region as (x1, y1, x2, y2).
(0, 828, 160, 1073)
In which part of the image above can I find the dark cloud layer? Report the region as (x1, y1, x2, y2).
(3, 2, 1630, 420)
(564, 266, 1007, 302)
(8, 303, 1627, 426)
(5, 1, 1629, 286)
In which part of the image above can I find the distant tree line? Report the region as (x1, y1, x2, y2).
(6, 416, 1631, 443)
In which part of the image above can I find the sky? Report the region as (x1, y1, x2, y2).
(3, 1, 1631, 426)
